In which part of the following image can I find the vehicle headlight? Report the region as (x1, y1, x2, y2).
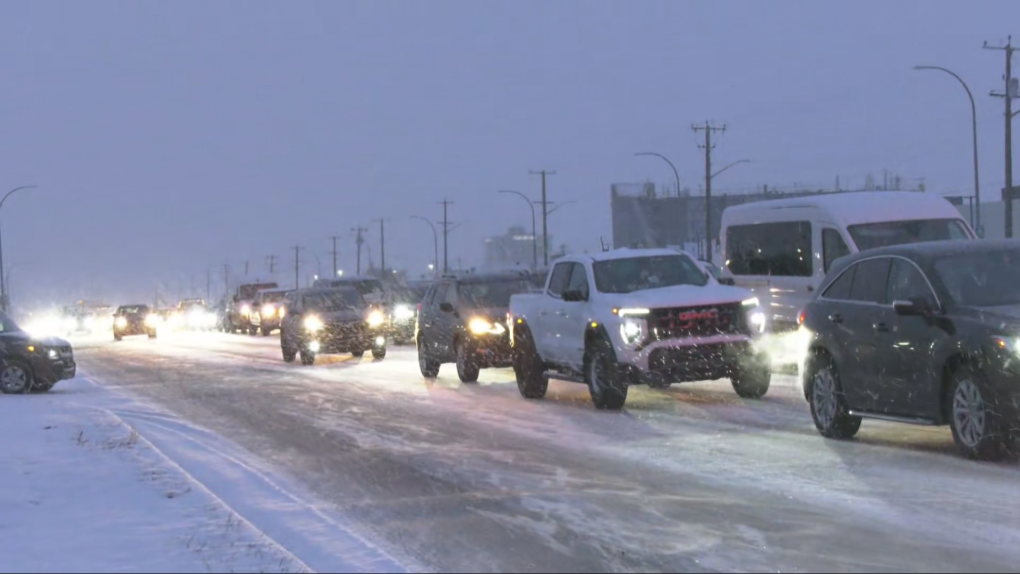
(115, 317, 128, 329)
(145, 314, 161, 327)
(393, 304, 414, 321)
(620, 317, 645, 346)
(993, 336, 1020, 354)
(240, 304, 251, 316)
(304, 315, 324, 332)
(469, 317, 506, 336)
(47, 349, 58, 360)
(366, 310, 385, 328)
(262, 304, 275, 318)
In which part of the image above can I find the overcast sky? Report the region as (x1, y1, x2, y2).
(0, 0, 1016, 306)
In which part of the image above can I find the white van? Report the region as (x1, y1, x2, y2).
(719, 191, 975, 331)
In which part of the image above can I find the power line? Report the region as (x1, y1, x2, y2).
(986, 35, 1020, 238)
(692, 121, 727, 262)
(529, 170, 556, 267)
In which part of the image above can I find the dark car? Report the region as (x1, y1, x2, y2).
(388, 282, 432, 344)
(280, 287, 387, 365)
(113, 304, 158, 341)
(0, 312, 75, 394)
(223, 282, 279, 334)
(416, 272, 533, 382)
(800, 239, 1020, 460)
(251, 288, 292, 336)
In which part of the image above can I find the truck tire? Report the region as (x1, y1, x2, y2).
(512, 326, 547, 399)
(372, 345, 387, 360)
(731, 361, 771, 399)
(261, 326, 272, 337)
(300, 349, 316, 366)
(417, 336, 440, 378)
(456, 339, 480, 383)
(352, 350, 365, 358)
(586, 337, 628, 410)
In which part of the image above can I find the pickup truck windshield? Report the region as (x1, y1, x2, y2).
(238, 284, 278, 300)
(847, 218, 970, 251)
(593, 255, 708, 294)
(304, 290, 364, 311)
(458, 280, 531, 308)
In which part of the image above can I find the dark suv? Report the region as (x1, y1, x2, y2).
(800, 240, 1020, 460)
(0, 312, 75, 394)
(416, 272, 533, 382)
(113, 304, 158, 341)
(280, 287, 387, 365)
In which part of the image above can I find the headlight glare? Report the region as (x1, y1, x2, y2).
(366, 310, 385, 327)
(620, 317, 645, 345)
(115, 317, 127, 329)
(393, 305, 414, 320)
(304, 315, 324, 332)
(469, 317, 505, 335)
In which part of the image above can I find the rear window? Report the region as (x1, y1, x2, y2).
(726, 221, 812, 277)
(239, 283, 278, 300)
(457, 279, 531, 308)
(118, 306, 147, 315)
(847, 218, 970, 251)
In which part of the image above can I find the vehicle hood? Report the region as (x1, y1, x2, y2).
(599, 283, 756, 310)
(956, 304, 1020, 333)
(316, 309, 366, 324)
(0, 331, 69, 347)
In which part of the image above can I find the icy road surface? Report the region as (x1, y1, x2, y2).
(73, 331, 1020, 573)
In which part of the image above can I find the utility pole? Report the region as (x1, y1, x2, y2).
(438, 199, 454, 273)
(206, 269, 211, 302)
(330, 235, 341, 277)
(292, 246, 301, 289)
(222, 263, 230, 300)
(529, 170, 556, 267)
(377, 219, 386, 275)
(266, 255, 277, 275)
(692, 121, 727, 263)
(351, 226, 368, 275)
(987, 36, 1020, 238)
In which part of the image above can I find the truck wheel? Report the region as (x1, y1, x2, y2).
(586, 337, 628, 410)
(948, 365, 1009, 461)
(456, 339, 480, 383)
(807, 354, 861, 440)
(417, 336, 440, 378)
(731, 361, 771, 399)
(114, 332, 123, 342)
(0, 361, 32, 394)
(512, 326, 547, 399)
(281, 336, 297, 363)
(352, 350, 365, 358)
(261, 327, 272, 337)
(147, 330, 158, 339)
(372, 345, 387, 360)
(300, 348, 316, 366)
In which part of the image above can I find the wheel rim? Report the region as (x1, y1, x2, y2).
(812, 367, 838, 429)
(1, 365, 28, 393)
(953, 378, 986, 449)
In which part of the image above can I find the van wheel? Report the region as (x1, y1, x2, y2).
(948, 366, 1008, 461)
(586, 337, 628, 410)
(512, 326, 547, 399)
(807, 355, 861, 439)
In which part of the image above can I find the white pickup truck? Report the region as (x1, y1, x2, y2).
(508, 248, 771, 410)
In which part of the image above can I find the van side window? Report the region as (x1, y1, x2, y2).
(823, 229, 851, 273)
(726, 222, 812, 277)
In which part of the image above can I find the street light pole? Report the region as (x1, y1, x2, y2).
(711, 159, 752, 181)
(634, 152, 682, 197)
(0, 185, 37, 313)
(410, 216, 439, 277)
(914, 65, 982, 233)
(497, 190, 538, 269)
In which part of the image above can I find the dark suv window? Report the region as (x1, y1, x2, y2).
(726, 221, 812, 277)
(887, 258, 934, 303)
(822, 265, 856, 300)
(849, 258, 891, 304)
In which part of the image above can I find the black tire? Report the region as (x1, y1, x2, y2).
(352, 350, 365, 358)
(300, 349, 316, 366)
(417, 336, 440, 378)
(586, 337, 628, 410)
(512, 326, 548, 399)
(147, 330, 157, 339)
(261, 326, 272, 337)
(281, 340, 297, 363)
(114, 332, 123, 342)
(0, 361, 33, 395)
(731, 360, 771, 399)
(456, 339, 480, 383)
(372, 346, 387, 360)
(807, 354, 862, 440)
(947, 365, 1009, 461)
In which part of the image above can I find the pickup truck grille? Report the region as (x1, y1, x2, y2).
(650, 302, 744, 339)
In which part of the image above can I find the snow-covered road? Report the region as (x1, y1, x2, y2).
(72, 331, 1020, 572)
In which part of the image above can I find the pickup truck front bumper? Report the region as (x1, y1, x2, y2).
(615, 333, 766, 385)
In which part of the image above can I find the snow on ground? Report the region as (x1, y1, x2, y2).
(0, 376, 406, 574)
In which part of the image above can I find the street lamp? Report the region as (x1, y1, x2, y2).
(497, 190, 538, 269)
(914, 65, 982, 233)
(410, 216, 439, 277)
(337, 269, 344, 277)
(711, 159, 751, 181)
(0, 185, 37, 312)
(635, 152, 682, 197)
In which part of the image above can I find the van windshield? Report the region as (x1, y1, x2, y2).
(847, 219, 971, 251)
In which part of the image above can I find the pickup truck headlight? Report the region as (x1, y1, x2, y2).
(366, 309, 385, 328)
(742, 297, 767, 334)
(240, 304, 252, 317)
(620, 317, 645, 346)
(47, 349, 59, 360)
(304, 315, 324, 332)
(262, 304, 275, 318)
(469, 317, 506, 336)
(115, 317, 127, 329)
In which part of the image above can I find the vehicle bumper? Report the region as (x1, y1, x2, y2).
(307, 324, 386, 354)
(388, 319, 415, 342)
(255, 317, 282, 331)
(30, 355, 76, 384)
(468, 334, 513, 368)
(616, 333, 765, 385)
